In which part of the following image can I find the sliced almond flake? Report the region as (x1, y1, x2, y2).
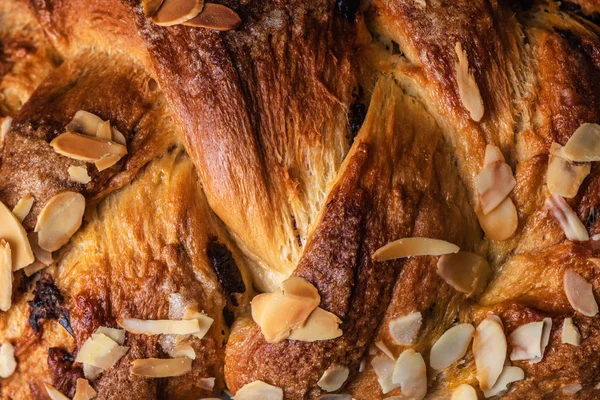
(131, 357, 192, 377)
(477, 161, 516, 215)
(287, 307, 342, 342)
(235, 380, 283, 400)
(430, 323, 475, 370)
(96, 120, 112, 140)
(112, 128, 126, 145)
(28, 232, 53, 266)
(391, 349, 427, 400)
(95, 154, 121, 172)
(564, 269, 598, 316)
(142, 0, 165, 16)
(484, 144, 506, 166)
(95, 326, 125, 345)
(23, 260, 46, 277)
(375, 341, 395, 360)
(474, 317, 507, 390)
(75, 333, 129, 369)
(83, 364, 103, 381)
(182, 308, 214, 339)
(555, 123, 600, 162)
(66, 111, 104, 136)
(12, 194, 33, 222)
(44, 384, 70, 400)
(317, 365, 350, 392)
(282, 277, 320, 301)
(371, 355, 400, 394)
(455, 42, 484, 122)
(561, 318, 580, 346)
(546, 195, 589, 241)
(0, 117, 12, 147)
(68, 165, 91, 184)
(562, 383, 583, 394)
(0, 200, 34, 270)
(508, 319, 552, 362)
(437, 251, 490, 297)
(477, 196, 518, 241)
(35, 191, 86, 252)
(451, 384, 478, 400)
(547, 143, 590, 198)
(118, 317, 201, 335)
(0, 342, 16, 378)
(388, 311, 422, 345)
(151, 0, 205, 26)
(199, 377, 215, 391)
(183, 3, 241, 31)
(482, 366, 524, 398)
(50, 132, 127, 162)
(73, 378, 97, 400)
(359, 358, 366, 372)
(173, 341, 196, 359)
(0, 241, 11, 311)
(372, 237, 459, 261)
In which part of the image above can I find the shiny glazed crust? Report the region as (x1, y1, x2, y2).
(0, 0, 600, 399)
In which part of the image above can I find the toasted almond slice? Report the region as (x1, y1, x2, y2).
(118, 318, 201, 335)
(0, 241, 11, 312)
(73, 378, 97, 400)
(0, 117, 12, 146)
(68, 165, 92, 184)
(547, 144, 590, 198)
(484, 144, 506, 166)
(287, 307, 342, 342)
(564, 269, 598, 316)
(388, 311, 422, 345)
(317, 365, 350, 392)
(451, 384, 478, 400)
(477, 197, 518, 241)
(51, 132, 127, 162)
(371, 355, 400, 394)
(183, 3, 241, 30)
(235, 380, 284, 400)
(83, 364, 103, 381)
(477, 161, 516, 215)
(0, 342, 16, 378)
(372, 237, 459, 261)
(430, 323, 475, 370)
(375, 341, 395, 360)
(0, 200, 34, 270)
(75, 333, 129, 369)
(474, 317, 507, 390)
(455, 42, 484, 122)
(96, 120, 112, 140)
(173, 341, 196, 359)
(95, 154, 121, 172)
(152, 0, 205, 26)
(555, 123, 600, 162)
(12, 194, 33, 222)
(561, 318, 580, 346)
(44, 384, 70, 400)
(28, 232, 53, 266)
(562, 383, 583, 394)
(199, 377, 215, 391)
(66, 111, 103, 136)
(111, 128, 126, 145)
(35, 191, 86, 252)
(131, 357, 192, 377)
(182, 308, 214, 340)
(391, 349, 427, 400)
(437, 251, 490, 297)
(23, 260, 46, 277)
(508, 320, 548, 361)
(282, 276, 320, 301)
(482, 366, 524, 398)
(143, 0, 165, 16)
(95, 326, 125, 345)
(546, 195, 589, 241)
